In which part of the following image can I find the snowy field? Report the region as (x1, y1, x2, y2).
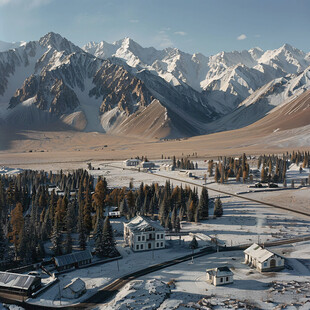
(1, 159, 309, 308)
(98, 241, 310, 310)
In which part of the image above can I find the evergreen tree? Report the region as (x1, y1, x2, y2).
(0, 224, 9, 261)
(175, 217, 181, 233)
(189, 236, 198, 249)
(213, 197, 223, 217)
(94, 217, 104, 256)
(198, 187, 209, 219)
(79, 224, 87, 251)
(101, 217, 117, 257)
(51, 218, 62, 256)
(64, 231, 73, 254)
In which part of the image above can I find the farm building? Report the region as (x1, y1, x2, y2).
(206, 266, 234, 286)
(0, 271, 41, 296)
(62, 278, 86, 299)
(160, 164, 175, 171)
(104, 206, 121, 218)
(124, 215, 165, 251)
(244, 243, 285, 272)
(54, 250, 92, 272)
(140, 161, 155, 169)
(124, 159, 141, 166)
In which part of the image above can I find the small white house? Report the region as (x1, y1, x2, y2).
(244, 243, 285, 272)
(62, 278, 86, 299)
(124, 159, 141, 167)
(124, 215, 165, 251)
(206, 266, 234, 286)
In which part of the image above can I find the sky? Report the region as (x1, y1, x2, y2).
(0, 0, 309, 56)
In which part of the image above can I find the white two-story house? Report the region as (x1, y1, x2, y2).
(124, 215, 165, 251)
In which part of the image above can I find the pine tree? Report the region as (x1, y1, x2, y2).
(126, 190, 135, 219)
(198, 187, 209, 219)
(0, 223, 9, 261)
(79, 224, 87, 251)
(189, 236, 198, 249)
(101, 217, 117, 257)
(51, 218, 62, 256)
(64, 231, 73, 254)
(213, 197, 223, 217)
(93, 179, 107, 219)
(10, 202, 24, 254)
(94, 217, 104, 256)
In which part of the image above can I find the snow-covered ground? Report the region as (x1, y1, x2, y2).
(0, 166, 23, 175)
(0, 304, 24, 310)
(98, 241, 310, 310)
(1, 159, 309, 308)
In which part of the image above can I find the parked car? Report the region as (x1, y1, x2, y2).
(268, 183, 278, 188)
(254, 182, 263, 188)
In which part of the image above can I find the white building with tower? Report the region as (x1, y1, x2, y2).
(124, 215, 165, 251)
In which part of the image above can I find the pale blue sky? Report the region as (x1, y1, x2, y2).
(0, 0, 309, 55)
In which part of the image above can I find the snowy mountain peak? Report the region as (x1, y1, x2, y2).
(39, 32, 80, 54)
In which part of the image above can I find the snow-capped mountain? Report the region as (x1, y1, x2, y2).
(84, 40, 310, 114)
(0, 32, 215, 138)
(1, 32, 310, 140)
(205, 66, 310, 132)
(0, 40, 26, 52)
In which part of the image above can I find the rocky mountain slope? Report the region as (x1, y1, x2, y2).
(1, 32, 310, 140)
(0, 32, 215, 138)
(84, 39, 310, 114)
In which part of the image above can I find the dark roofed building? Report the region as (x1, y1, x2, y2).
(0, 271, 41, 296)
(54, 250, 92, 272)
(206, 266, 234, 286)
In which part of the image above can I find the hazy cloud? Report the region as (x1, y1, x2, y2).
(0, 0, 51, 6)
(237, 34, 247, 40)
(129, 19, 139, 23)
(154, 31, 173, 48)
(174, 31, 187, 36)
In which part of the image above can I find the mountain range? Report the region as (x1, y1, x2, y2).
(1, 32, 310, 140)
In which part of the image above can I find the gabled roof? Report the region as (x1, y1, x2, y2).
(124, 215, 165, 232)
(64, 278, 85, 293)
(244, 243, 276, 263)
(0, 271, 40, 290)
(206, 266, 233, 277)
(54, 250, 92, 267)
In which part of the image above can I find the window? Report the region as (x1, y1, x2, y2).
(138, 236, 141, 241)
(220, 278, 223, 282)
(136, 245, 139, 250)
(156, 242, 159, 247)
(141, 244, 143, 250)
(160, 242, 163, 247)
(161, 234, 164, 239)
(226, 277, 228, 281)
(156, 234, 159, 239)
(142, 235, 145, 241)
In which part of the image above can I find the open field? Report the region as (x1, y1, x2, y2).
(1, 123, 310, 168)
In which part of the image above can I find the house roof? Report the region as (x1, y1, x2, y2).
(244, 243, 276, 263)
(64, 278, 85, 293)
(206, 266, 233, 277)
(0, 271, 40, 290)
(124, 215, 165, 232)
(54, 250, 92, 267)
